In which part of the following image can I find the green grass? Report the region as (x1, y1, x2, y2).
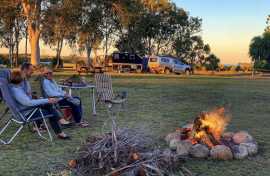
(0, 75, 270, 176)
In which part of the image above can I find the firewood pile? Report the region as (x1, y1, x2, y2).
(72, 128, 193, 176)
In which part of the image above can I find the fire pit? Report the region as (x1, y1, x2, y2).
(165, 107, 258, 160)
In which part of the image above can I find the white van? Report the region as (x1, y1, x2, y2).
(148, 56, 192, 75)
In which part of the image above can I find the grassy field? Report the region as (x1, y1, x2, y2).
(0, 75, 270, 176)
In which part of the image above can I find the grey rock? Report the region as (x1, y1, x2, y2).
(169, 139, 181, 150)
(240, 142, 258, 155)
(210, 145, 233, 160)
(189, 144, 209, 158)
(165, 132, 181, 144)
(176, 140, 193, 155)
(232, 145, 248, 159)
(232, 131, 253, 144)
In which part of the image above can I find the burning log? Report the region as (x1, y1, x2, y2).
(192, 107, 230, 148)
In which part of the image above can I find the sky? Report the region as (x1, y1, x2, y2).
(172, 0, 270, 64)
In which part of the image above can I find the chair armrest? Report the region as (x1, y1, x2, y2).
(106, 91, 128, 104)
(114, 91, 128, 99)
(19, 103, 51, 112)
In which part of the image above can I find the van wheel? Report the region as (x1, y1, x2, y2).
(164, 68, 171, 74)
(185, 69, 191, 76)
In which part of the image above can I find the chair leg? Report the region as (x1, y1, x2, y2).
(0, 119, 12, 136)
(6, 125, 24, 145)
(38, 109, 53, 142)
(0, 119, 24, 145)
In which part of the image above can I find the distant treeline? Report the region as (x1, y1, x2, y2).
(0, 0, 220, 70)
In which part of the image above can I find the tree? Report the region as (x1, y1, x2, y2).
(265, 15, 270, 32)
(75, 0, 104, 66)
(204, 54, 220, 71)
(22, 0, 43, 66)
(0, 0, 24, 67)
(115, 1, 205, 58)
(249, 32, 270, 62)
(42, 0, 79, 68)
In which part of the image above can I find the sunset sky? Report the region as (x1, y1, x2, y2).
(174, 0, 269, 64)
(0, 0, 269, 64)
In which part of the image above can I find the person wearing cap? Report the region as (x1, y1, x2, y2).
(42, 67, 88, 128)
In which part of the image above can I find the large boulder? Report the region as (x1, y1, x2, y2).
(189, 144, 209, 158)
(210, 145, 233, 160)
(176, 140, 193, 156)
(231, 145, 248, 160)
(240, 142, 258, 155)
(169, 139, 181, 150)
(165, 132, 181, 144)
(232, 131, 253, 144)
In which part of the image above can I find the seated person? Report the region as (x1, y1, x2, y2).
(42, 67, 88, 127)
(20, 63, 71, 130)
(10, 70, 70, 140)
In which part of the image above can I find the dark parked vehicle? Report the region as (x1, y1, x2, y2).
(106, 52, 143, 72)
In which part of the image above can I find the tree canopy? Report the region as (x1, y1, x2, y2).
(0, 0, 214, 67)
(249, 32, 270, 62)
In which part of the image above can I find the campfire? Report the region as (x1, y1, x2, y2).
(166, 107, 258, 160)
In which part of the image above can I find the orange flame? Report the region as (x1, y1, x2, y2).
(193, 108, 231, 147)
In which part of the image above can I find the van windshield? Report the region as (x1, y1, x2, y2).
(150, 58, 157, 62)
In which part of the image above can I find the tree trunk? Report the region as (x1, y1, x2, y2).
(25, 25, 28, 60)
(55, 40, 60, 68)
(15, 39, 19, 67)
(55, 38, 64, 68)
(15, 19, 19, 67)
(86, 40, 92, 67)
(8, 28, 14, 68)
(29, 31, 40, 66)
(147, 38, 152, 55)
(22, 0, 41, 66)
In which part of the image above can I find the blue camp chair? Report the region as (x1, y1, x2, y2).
(38, 76, 82, 119)
(0, 69, 11, 120)
(0, 78, 53, 144)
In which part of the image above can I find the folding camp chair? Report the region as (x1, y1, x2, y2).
(95, 73, 127, 106)
(0, 69, 11, 120)
(94, 73, 128, 162)
(38, 76, 78, 121)
(94, 73, 127, 131)
(0, 78, 53, 145)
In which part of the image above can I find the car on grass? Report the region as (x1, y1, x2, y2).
(148, 56, 192, 75)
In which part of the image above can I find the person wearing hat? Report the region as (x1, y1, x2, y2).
(42, 67, 88, 128)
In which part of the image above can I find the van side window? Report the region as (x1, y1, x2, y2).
(161, 58, 169, 63)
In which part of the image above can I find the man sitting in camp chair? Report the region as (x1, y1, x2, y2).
(42, 67, 88, 128)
